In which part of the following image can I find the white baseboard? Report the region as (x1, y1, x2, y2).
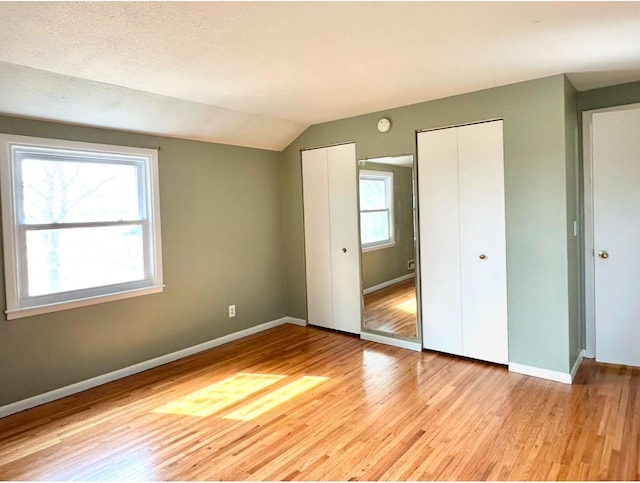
(363, 273, 414, 295)
(0, 317, 296, 419)
(284, 316, 306, 326)
(360, 331, 422, 352)
(570, 349, 585, 381)
(509, 362, 572, 384)
(509, 349, 585, 385)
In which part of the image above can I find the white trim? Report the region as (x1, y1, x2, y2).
(582, 110, 596, 358)
(508, 349, 584, 384)
(363, 273, 414, 295)
(0, 136, 19, 310)
(148, 141, 164, 292)
(283, 316, 307, 326)
(6, 284, 165, 320)
(508, 363, 572, 384)
(0, 317, 294, 419)
(360, 331, 422, 352)
(571, 349, 585, 381)
(361, 240, 396, 253)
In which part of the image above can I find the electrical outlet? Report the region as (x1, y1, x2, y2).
(228, 304, 236, 318)
(407, 260, 416, 270)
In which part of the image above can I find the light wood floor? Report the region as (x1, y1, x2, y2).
(0, 324, 638, 480)
(364, 278, 418, 339)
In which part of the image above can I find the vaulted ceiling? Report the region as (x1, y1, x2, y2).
(1, 2, 639, 151)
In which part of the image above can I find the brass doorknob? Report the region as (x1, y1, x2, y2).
(598, 251, 609, 259)
(479, 254, 487, 260)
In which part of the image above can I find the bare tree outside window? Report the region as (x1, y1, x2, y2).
(21, 157, 145, 296)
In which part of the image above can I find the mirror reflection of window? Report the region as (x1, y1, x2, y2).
(359, 170, 395, 251)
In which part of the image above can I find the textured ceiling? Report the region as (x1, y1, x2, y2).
(1, 2, 640, 150)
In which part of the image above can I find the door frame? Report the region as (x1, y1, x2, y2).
(582, 102, 640, 359)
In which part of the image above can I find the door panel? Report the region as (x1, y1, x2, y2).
(458, 121, 508, 364)
(418, 128, 463, 355)
(327, 143, 361, 334)
(302, 148, 333, 329)
(593, 107, 640, 367)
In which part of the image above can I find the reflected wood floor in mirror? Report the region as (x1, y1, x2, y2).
(0, 324, 638, 480)
(364, 278, 417, 338)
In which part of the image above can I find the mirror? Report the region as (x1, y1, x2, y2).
(358, 155, 420, 342)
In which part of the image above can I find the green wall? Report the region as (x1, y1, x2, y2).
(578, 80, 640, 112)
(0, 115, 286, 406)
(282, 74, 577, 373)
(564, 77, 581, 370)
(359, 162, 415, 290)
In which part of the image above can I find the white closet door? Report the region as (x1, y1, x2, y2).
(327, 143, 361, 334)
(418, 128, 463, 355)
(302, 148, 333, 329)
(592, 107, 640, 367)
(458, 121, 508, 364)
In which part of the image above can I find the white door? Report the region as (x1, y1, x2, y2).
(592, 106, 640, 367)
(418, 127, 464, 356)
(302, 148, 333, 329)
(302, 143, 361, 334)
(458, 121, 508, 364)
(418, 121, 508, 364)
(327, 143, 362, 334)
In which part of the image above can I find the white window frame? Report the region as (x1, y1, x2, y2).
(0, 134, 164, 320)
(359, 170, 395, 252)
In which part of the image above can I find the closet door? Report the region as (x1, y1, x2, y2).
(302, 143, 361, 334)
(418, 127, 463, 356)
(458, 121, 508, 364)
(327, 143, 361, 333)
(302, 148, 333, 328)
(418, 121, 508, 364)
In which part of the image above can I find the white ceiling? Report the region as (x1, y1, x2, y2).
(1, 2, 640, 151)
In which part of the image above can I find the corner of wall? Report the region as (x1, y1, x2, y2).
(280, 142, 308, 320)
(563, 76, 582, 371)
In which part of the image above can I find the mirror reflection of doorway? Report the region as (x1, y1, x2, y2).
(358, 155, 420, 343)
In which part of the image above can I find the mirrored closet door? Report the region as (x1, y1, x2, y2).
(358, 155, 421, 346)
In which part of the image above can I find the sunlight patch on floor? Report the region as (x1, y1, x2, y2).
(395, 297, 417, 314)
(46, 448, 157, 481)
(362, 348, 397, 369)
(152, 373, 285, 417)
(224, 376, 329, 421)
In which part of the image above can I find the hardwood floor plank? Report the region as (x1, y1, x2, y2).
(363, 278, 418, 338)
(1, 324, 639, 480)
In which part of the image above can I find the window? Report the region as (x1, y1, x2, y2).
(0, 134, 163, 319)
(359, 170, 394, 251)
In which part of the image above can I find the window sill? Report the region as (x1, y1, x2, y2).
(5, 284, 165, 320)
(362, 241, 396, 253)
